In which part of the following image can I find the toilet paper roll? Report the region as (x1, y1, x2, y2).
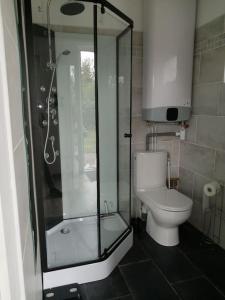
(203, 181, 221, 197)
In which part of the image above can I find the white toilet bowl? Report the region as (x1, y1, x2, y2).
(134, 151, 193, 247)
(137, 188, 193, 246)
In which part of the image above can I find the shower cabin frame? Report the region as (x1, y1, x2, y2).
(21, 0, 133, 285)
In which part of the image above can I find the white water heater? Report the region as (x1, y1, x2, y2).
(142, 0, 196, 122)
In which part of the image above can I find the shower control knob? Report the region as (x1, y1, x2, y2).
(42, 120, 48, 127)
(51, 109, 57, 119)
(49, 97, 55, 104)
(37, 103, 44, 110)
(51, 87, 57, 93)
(55, 150, 60, 156)
(53, 119, 58, 125)
(40, 85, 46, 92)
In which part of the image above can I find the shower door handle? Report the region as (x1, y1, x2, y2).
(124, 133, 132, 138)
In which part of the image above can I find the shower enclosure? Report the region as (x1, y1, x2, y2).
(23, 0, 133, 287)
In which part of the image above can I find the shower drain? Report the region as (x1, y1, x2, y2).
(60, 227, 70, 234)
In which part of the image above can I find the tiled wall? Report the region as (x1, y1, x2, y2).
(179, 15, 225, 248)
(0, 0, 42, 299)
(131, 32, 180, 216)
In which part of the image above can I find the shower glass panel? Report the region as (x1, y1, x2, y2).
(28, 0, 132, 272)
(117, 28, 132, 225)
(45, 1, 99, 269)
(97, 6, 131, 254)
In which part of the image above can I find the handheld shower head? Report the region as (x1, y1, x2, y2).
(56, 49, 71, 64)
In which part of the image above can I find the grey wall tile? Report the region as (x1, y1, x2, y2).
(197, 116, 225, 150)
(180, 142, 215, 177)
(218, 83, 225, 116)
(199, 46, 225, 83)
(132, 56, 142, 88)
(132, 87, 142, 117)
(186, 116, 197, 143)
(133, 45, 143, 58)
(132, 116, 148, 145)
(214, 150, 225, 182)
(193, 173, 212, 203)
(189, 200, 203, 231)
(171, 166, 179, 178)
(192, 83, 220, 115)
(157, 140, 172, 155)
(181, 14, 225, 247)
(195, 15, 225, 42)
(178, 167, 194, 198)
(215, 189, 225, 212)
(172, 139, 180, 167)
(133, 32, 143, 46)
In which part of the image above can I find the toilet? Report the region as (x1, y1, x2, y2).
(134, 151, 193, 246)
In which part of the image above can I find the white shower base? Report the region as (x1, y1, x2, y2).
(44, 214, 133, 289)
(46, 213, 129, 269)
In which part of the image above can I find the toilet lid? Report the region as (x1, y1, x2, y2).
(137, 188, 193, 212)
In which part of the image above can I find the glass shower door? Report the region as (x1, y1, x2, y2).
(97, 6, 132, 255)
(45, 2, 100, 268)
(117, 27, 132, 226)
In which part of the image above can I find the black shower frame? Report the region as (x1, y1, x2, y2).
(22, 0, 133, 273)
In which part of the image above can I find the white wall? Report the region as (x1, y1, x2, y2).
(0, 0, 42, 299)
(197, 0, 225, 27)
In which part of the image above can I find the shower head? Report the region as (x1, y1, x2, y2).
(60, 1, 85, 16)
(47, 0, 82, 68)
(62, 50, 71, 56)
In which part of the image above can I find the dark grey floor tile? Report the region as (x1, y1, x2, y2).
(120, 261, 179, 300)
(154, 249, 201, 283)
(187, 248, 225, 295)
(119, 239, 150, 266)
(174, 277, 225, 300)
(178, 223, 216, 254)
(138, 229, 201, 283)
(83, 268, 129, 300)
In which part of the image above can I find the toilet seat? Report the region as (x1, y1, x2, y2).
(137, 187, 193, 212)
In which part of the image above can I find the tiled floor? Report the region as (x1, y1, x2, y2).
(44, 219, 225, 300)
(80, 219, 225, 300)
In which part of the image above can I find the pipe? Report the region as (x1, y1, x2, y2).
(146, 132, 176, 151)
(167, 156, 171, 189)
(47, 0, 53, 68)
